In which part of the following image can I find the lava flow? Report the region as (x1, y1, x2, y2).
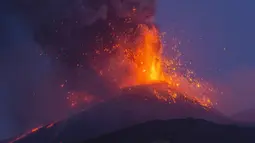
(9, 125, 43, 143)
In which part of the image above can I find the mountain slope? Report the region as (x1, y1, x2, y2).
(11, 83, 229, 143)
(85, 118, 255, 143)
(232, 109, 255, 123)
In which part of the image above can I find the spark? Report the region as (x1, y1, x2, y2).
(65, 24, 215, 108)
(115, 25, 215, 108)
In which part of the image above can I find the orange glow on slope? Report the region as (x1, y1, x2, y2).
(66, 91, 104, 108)
(31, 127, 39, 133)
(10, 125, 43, 143)
(11, 122, 58, 142)
(46, 123, 55, 129)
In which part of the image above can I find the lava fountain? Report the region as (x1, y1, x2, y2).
(77, 24, 216, 109)
(121, 25, 214, 108)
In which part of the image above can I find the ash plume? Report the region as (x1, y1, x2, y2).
(0, 0, 158, 140)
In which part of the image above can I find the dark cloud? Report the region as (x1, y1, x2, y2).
(0, 0, 72, 139)
(0, 0, 158, 139)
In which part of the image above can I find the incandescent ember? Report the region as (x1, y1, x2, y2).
(86, 24, 214, 109)
(33, 0, 215, 109)
(62, 24, 215, 110)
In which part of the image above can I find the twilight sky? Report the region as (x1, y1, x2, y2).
(1, 0, 255, 140)
(156, 0, 255, 114)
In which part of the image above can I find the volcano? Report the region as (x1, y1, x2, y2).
(5, 1, 231, 142)
(9, 83, 229, 143)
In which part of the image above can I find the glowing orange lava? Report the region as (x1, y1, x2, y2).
(131, 25, 163, 84)
(31, 127, 39, 133)
(10, 125, 43, 143)
(66, 24, 215, 108)
(118, 24, 214, 108)
(46, 123, 55, 129)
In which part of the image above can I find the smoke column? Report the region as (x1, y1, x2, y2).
(0, 0, 158, 139)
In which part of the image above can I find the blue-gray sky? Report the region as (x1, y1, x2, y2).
(1, 0, 255, 140)
(156, 0, 255, 114)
